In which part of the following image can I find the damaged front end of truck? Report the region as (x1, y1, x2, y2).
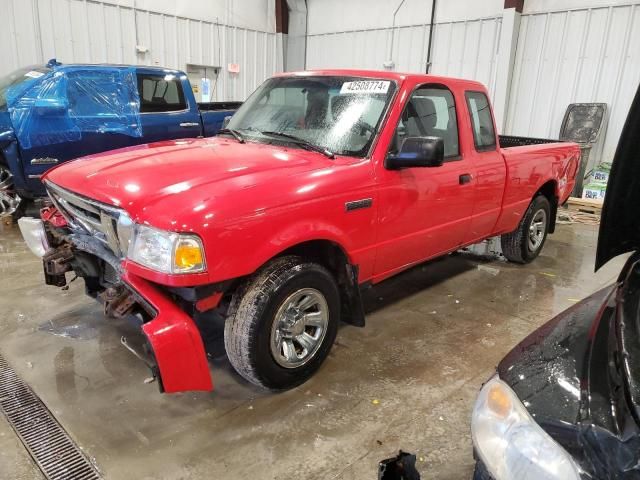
(19, 182, 215, 394)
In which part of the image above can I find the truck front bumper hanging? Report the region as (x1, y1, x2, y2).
(122, 271, 214, 393)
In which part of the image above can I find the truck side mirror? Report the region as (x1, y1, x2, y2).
(386, 136, 444, 169)
(222, 115, 233, 129)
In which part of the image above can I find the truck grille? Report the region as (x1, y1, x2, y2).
(45, 181, 132, 259)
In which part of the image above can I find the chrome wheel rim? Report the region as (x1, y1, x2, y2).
(270, 288, 329, 369)
(528, 208, 547, 252)
(0, 165, 21, 216)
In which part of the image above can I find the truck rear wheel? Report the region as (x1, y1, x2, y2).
(500, 195, 551, 264)
(224, 256, 340, 390)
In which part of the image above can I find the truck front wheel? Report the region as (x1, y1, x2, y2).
(224, 256, 340, 390)
(500, 195, 551, 264)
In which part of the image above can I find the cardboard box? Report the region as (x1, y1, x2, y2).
(582, 182, 607, 201)
(591, 162, 612, 184)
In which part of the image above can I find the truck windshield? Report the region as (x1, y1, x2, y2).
(0, 66, 51, 110)
(227, 76, 397, 157)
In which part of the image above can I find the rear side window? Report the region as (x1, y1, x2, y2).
(137, 73, 186, 113)
(465, 91, 496, 151)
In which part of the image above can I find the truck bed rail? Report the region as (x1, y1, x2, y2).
(198, 101, 243, 111)
(499, 135, 559, 148)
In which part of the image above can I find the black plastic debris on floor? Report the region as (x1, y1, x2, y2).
(379, 450, 421, 480)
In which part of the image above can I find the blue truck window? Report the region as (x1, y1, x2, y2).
(137, 74, 187, 113)
(6, 66, 142, 149)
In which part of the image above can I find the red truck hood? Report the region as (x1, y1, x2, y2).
(44, 137, 335, 228)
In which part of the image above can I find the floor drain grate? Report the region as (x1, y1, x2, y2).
(0, 354, 101, 480)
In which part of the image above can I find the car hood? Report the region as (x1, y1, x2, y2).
(497, 285, 617, 425)
(596, 83, 640, 270)
(43, 137, 337, 229)
(0, 110, 14, 147)
(498, 283, 640, 477)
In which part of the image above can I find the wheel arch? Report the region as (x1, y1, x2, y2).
(0, 149, 25, 217)
(273, 239, 366, 327)
(535, 179, 559, 233)
(278, 239, 350, 272)
(0, 140, 30, 197)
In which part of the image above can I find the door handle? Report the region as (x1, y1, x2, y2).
(459, 173, 473, 185)
(180, 122, 200, 128)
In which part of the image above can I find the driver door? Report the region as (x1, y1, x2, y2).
(373, 84, 476, 280)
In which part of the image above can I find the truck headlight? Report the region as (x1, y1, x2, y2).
(471, 376, 581, 480)
(18, 217, 51, 258)
(128, 224, 206, 274)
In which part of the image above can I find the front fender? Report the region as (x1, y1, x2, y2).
(193, 212, 368, 286)
(0, 110, 15, 147)
(1, 140, 28, 192)
(244, 221, 361, 277)
(0, 128, 16, 147)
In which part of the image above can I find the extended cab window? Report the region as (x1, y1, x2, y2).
(137, 73, 186, 113)
(465, 91, 496, 151)
(393, 86, 459, 159)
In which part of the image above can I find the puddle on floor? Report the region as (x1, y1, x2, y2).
(39, 305, 104, 340)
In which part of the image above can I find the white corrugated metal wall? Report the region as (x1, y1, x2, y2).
(2, 0, 640, 162)
(507, 2, 640, 163)
(0, 0, 283, 101)
(430, 17, 502, 100)
(305, 0, 640, 166)
(305, 18, 502, 98)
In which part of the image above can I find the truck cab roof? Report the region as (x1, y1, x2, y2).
(49, 62, 184, 76)
(275, 69, 487, 90)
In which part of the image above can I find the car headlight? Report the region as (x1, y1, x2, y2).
(127, 224, 206, 274)
(18, 217, 51, 258)
(471, 376, 581, 480)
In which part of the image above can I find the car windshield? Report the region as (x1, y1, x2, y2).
(0, 66, 51, 110)
(226, 76, 397, 157)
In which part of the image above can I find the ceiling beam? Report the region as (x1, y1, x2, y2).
(504, 0, 524, 13)
(275, 0, 290, 34)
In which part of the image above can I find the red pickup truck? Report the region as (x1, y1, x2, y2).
(19, 70, 580, 394)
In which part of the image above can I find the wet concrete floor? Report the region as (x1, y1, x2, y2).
(0, 222, 626, 479)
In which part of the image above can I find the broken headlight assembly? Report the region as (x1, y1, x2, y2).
(127, 224, 206, 274)
(18, 217, 51, 258)
(471, 376, 581, 480)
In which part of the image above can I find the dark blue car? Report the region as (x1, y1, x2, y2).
(0, 60, 240, 215)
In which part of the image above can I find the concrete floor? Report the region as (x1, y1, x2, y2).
(0, 222, 626, 480)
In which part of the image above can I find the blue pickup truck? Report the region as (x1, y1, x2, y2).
(0, 60, 240, 215)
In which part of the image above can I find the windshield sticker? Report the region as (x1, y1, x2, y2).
(24, 71, 45, 79)
(340, 81, 390, 94)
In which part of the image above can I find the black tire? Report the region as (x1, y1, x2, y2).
(500, 195, 551, 264)
(473, 461, 495, 480)
(224, 255, 340, 390)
